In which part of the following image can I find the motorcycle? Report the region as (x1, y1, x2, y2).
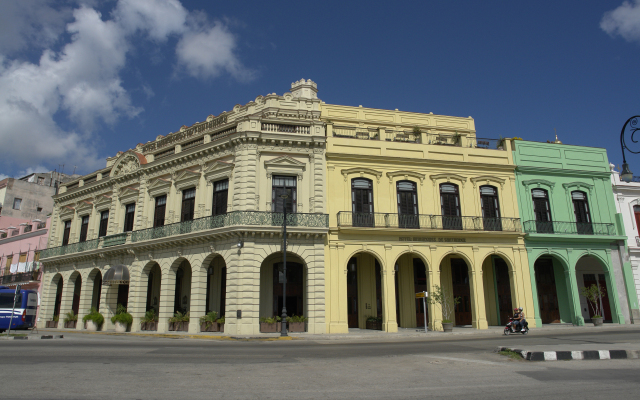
(503, 317, 528, 335)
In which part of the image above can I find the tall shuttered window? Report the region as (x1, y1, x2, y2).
(98, 210, 109, 237)
(212, 179, 229, 216)
(154, 195, 167, 228)
(272, 176, 297, 213)
(123, 203, 135, 232)
(62, 220, 72, 245)
(79, 215, 89, 242)
(181, 188, 196, 222)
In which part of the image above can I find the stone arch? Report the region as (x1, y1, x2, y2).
(574, 254, 618, 324)
(140, 260, 162, 316)
(436, 251, 477, 326)
(169, 257, 193, 314)
(435, 250, 474, 272)
(201, 253, 227, 317)
(68, 271, 82, 316)
(259, 251, 309, 324)
(344, 250, 384, 329)
(531, 253, 572, 325)
(479, 253, 515, 326)
(344, 248, 386, 271)
(86, 268, 103, 312)
(392, 250, 431, 329)
(45, 273, 64, 322)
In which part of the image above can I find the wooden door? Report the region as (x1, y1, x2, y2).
(272, 262, 304, 317)
(352, 179, 374, 227)
(440, 184, 462, 230)
(572, 191, 593, 235)
(480, 186, 501, 231)
(494, 257, 512, 325)
(347, 258, 358, 328)
(413, 259, 428, 327)
(532, 189, 553, 233)
(451, 258, 471, 325)
(117, 284, 129, 309)
(534, 258, 561, 323)
(397, 181, 419, 229)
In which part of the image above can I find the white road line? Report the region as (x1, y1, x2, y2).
(420, 355, 507, 366)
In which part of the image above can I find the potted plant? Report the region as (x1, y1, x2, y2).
(259, 316, 281, 333)
(140, 309, 158, 331)
(217, 316, 225, 332)
(111, 304, 133, 333)
(287, 315, 307, 332)
(82, 307, 104, 331)
(63, 311, 77, 329)
(168, 311, 189, 331)
(581, 284, 606, 326)
(200, 311, 219, 332)
(365, 316, 382, 330)
(427, 284, 461, 332)
(47, 315, 59, 328)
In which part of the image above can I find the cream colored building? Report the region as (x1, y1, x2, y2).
(40, 79, 328, 335)
(321, 105, 535, 333)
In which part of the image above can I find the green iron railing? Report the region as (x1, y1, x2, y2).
(40, 238, 100, 259)
(103, 233, 127, 247)
(132, 211, 329, 243)
(522, 220, 616, 236)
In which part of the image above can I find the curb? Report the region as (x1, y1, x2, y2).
(36, 329, 294, 341)
(0, 335, 64, 340)
(497, 346, 640, 361)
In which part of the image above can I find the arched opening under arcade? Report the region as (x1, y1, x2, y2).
(143, 263, 161, 315)
(575, 255, 614, 323)
(345, 252, 382, 329)
(394, 253, 429, 329)
(482, 255, 514, 326)
(88, 269, 102, 311)
(51, 273, 63, 320)
(205, 255, 227, 317)
(173, 259, 192, 314)
(69, 272, 82, 316)
(260, 252, 307, 324)
(533, 256, 572, 324)
(439, 255, 472, 326)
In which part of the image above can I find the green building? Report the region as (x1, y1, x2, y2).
(513, 139, 639, 326)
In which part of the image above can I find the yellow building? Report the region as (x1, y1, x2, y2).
(322, 104, 534, 332)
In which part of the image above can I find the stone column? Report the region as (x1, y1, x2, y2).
(76, 271, 94, 330)
(469, 247, 488, 329)
(564, 267, 585, 326)
(157, 266, 175, 333)
(306, 240, 327, 334)
(328, 243, 348, 333)
(190, 263, 207, 333)
(127, 263, 145, 333)
(382, 245, 398, 332)
(58, 275, 74, 325)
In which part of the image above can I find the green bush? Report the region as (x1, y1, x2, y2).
(286, 315, 308, 323)
(259, 316, 281, 324)
(169, 311, 189, 323)
(53, 315, 59, 322)
(110, 304, 133, 325)
(82, 307, 104, 326)
(216, 316, 225, 324)
(63, 311, 77, 323)
(366, 316, 382, 323)
(199, 311, 218, 327)
(141, 309, 158, 323)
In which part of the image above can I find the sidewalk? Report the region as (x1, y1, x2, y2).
(32, 322, 640, 342)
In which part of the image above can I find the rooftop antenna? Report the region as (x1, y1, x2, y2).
(72, 165, 77, 175)
(553, 128, 562, 144)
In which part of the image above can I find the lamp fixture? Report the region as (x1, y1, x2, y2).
(237, 238, 244, 248)
(621, 162, 634, 183)
(208, 266, 214, 275)
(620, 115, 640, 182)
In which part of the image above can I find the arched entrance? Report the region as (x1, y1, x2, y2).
(575, 255, 614, 323)
(533, 256, 571, 323)
(69, 272, 82, 316)
(440, 255, 472, 326)
(88, 269, 102, 311)
(345, 252, 382, 329)
(173, 260, 192, 314)
(482, 255, 513, 326)
(260, 252, 307, 321)
(51, 274, 63, 320)
(205, 256, 226, 316)
(394, 253, 429, 328)
(143, 263, 161, 314)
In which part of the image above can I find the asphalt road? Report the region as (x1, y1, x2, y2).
(1, 328, 640, 399)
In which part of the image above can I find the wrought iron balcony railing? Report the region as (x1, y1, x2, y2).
(337, 212, 521, 232)
(103, 233, 127, 247)
(132, 211, 328, 243)
(522, 220, 616, 236)
(40, 238, 100, 259)
(0, 270, 41, 285)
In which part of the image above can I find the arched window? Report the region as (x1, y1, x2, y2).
(532, 189, 553, 233)
(480, 185, 501, 231)
(571, 191, 593, 234)
(397, 180, 419, 228)
(352, 178, 374, 227)
(440, 183, 462, 230)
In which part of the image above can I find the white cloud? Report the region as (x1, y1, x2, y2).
(0, 174, 9, 181)
(0, 0, 254, 175)
(601, 0, 640, 43)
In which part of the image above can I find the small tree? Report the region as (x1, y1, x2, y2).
(427, 284, 461, 324)
(580, 284, 606, 318)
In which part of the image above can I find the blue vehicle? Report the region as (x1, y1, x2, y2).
(0, 286, 38, 332)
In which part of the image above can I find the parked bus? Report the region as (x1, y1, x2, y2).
(0, 286, 37, 332)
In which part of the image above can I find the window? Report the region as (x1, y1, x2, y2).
(62, 220, 71, 245)
(634, 206, 640, 233)
(440, 183, 462, 230)
(212, 179, 229, 216)
(98, 210, 109, 237)
(37, 177, 44, 185)
(532, 189, 553, 233)
(4, 256, 12, 275)
(571, 191, 593, 234)
(272, 176, 297, 213)
(154, 195, 167, 228)
(123, 203, 135, 232)
(181, 188, 196, 222)
(37, 207, 42, 212)
(13, 198, 21, 210)
(351, 178, 374, 227)
(79, 215, 89, 242)
(397, 180, 419, 228)
(480, 185, 501, 231)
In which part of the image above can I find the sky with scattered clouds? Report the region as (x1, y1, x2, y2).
(1, 1, 640, 177)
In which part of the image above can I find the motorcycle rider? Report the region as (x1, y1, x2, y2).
(513, 307, 526, 332)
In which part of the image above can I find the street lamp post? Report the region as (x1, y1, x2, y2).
(620, 116, 640, 182)
(280, 193, 289, 337)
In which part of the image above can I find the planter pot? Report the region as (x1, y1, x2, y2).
(442, 322, 454, 333)
(592, 317, 604, 327)
(169, 321, 189, 332)
(64, 321, 77, 329)
(219, 323, 224, 333)
(200, 322, 219, 332)
(140, 322, 158, 331)
(85, 320, 98, 331)
(288, 322, 306, 332)
(46, 321, 58, 328)
(115, 321, 128, 333)
(260, 322, 282, 333)
(366, 321, 382, 330)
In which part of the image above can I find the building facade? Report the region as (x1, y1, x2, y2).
(39, 79, 329, 334)
(513, 140, 639, 327)
(610, 165, 640, 309)
(322, 104, 534, 332)
(0, 172, 76, 220)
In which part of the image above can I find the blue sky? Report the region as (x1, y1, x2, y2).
(1, 0, 640, 178)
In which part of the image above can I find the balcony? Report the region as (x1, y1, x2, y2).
(40, 211, 329, 259)
(522, 221, 616, 236)
(0, 270, 40, 285)
(337, 212, 521, 232)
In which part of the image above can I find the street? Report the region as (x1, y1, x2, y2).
(1, 328, 640, 399)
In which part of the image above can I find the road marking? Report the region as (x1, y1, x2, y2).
(421, 355, 506, 366)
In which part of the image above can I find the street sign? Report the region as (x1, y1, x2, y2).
(415, 291, 428, 298)
(414, 291, 428, 333)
